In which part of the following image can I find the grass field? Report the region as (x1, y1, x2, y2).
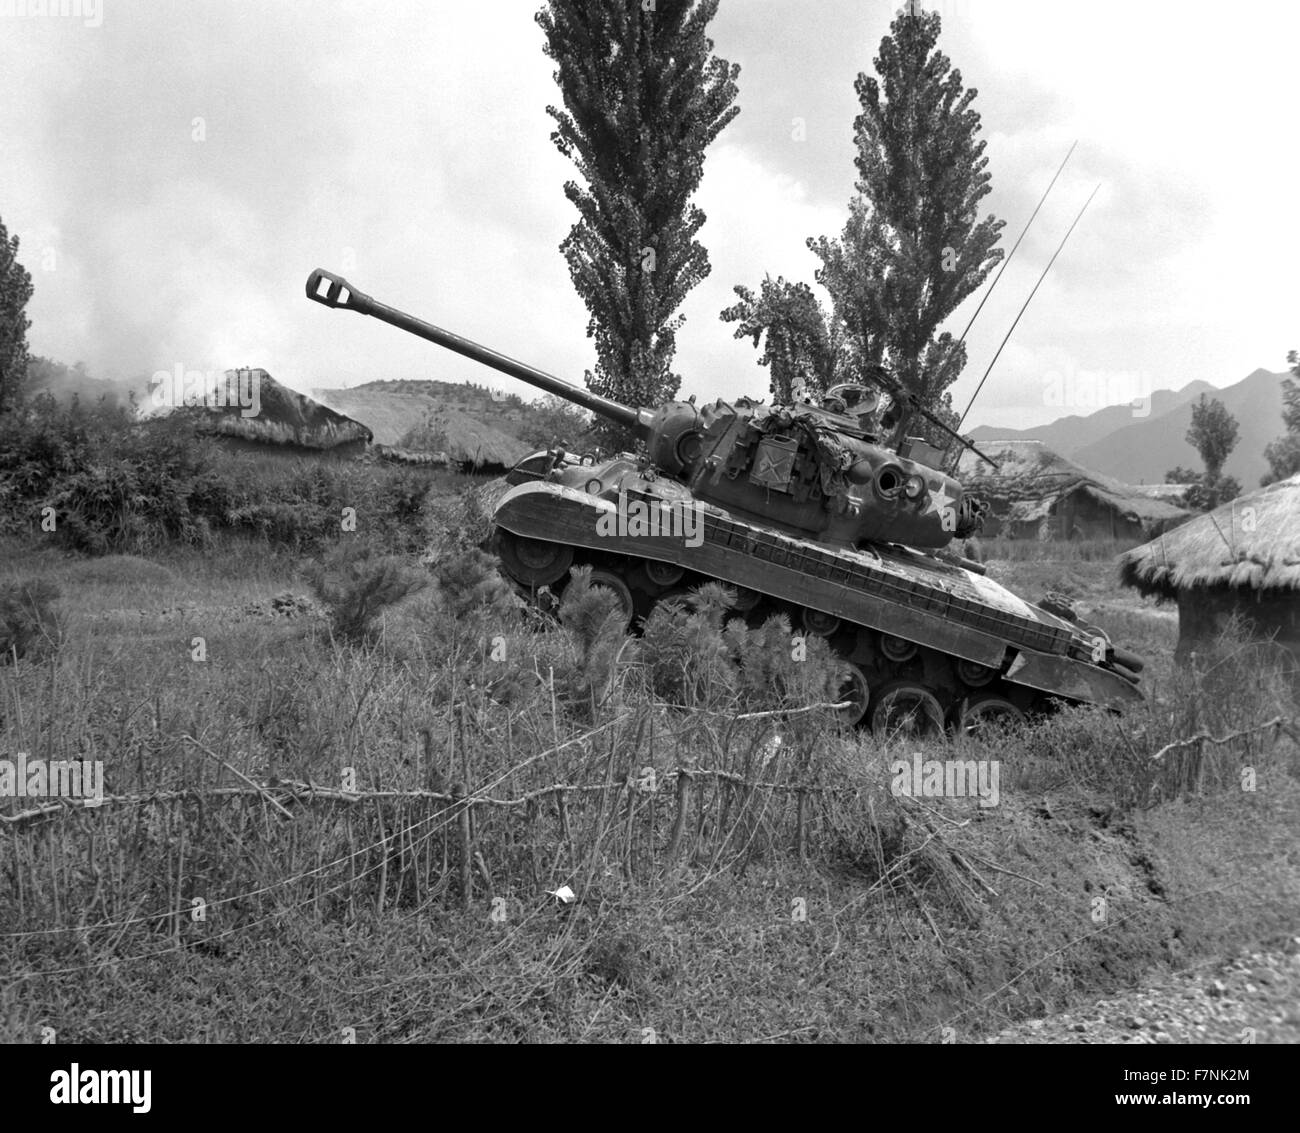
(1, 528, 1297, 1043)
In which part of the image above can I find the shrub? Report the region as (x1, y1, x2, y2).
(558, 565, 630, 711)
(303, 542, 430, 645)
(0, 392, 460, 556)
(0, 578, 62, 663)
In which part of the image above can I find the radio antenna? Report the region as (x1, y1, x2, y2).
(948, 140, 1076, 363)
(956, 181, 1101, 434)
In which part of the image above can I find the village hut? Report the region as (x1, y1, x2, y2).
(1118, 473, 1300, 663)
(174, 368, 373, 458)
(396, 408, 528, 475)
(958, 441, 1188, 542)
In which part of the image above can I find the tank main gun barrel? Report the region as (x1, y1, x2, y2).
(306, 269, 653, 439)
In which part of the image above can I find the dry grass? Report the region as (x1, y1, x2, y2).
(1, 532, 1297, 1042)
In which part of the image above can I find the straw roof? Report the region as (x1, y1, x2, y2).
(398, 408, 528, 470)
(180, 369, 372, 450)
(958, 440, 1188, 530)
(1119, 473, 1300, 597)
(371, 445, 453, 467)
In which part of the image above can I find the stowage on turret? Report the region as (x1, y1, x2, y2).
(307, 268, 1144, 734)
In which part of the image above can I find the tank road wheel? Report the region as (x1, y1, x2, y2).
(956, 659, 996, 688)
(880, 634, 919, 663)
(837, 664, 871, 728)
(953, 694, 1025, 738)
(586, 569, 636, 632)
(645, 560, 684, 587)
(802, 608, 842, 638)
(496, 530, 574, 587)
(871, 682, 945, 741)
(729, 586, 761, 613)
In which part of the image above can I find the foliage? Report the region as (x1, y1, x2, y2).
(426, 546, 520, 623)
(303, 540, 430, 645)
(726, 9, 1002, 446)
(0, 577, 62, 663)
(1166, 394, 1240, 509)
(3, 541, 1297, 1042)
(558, 564, 629, 710)
(0, 390, 446, 555)
(515, 393, 594, 452)
(1180, 474, 1240, 512)
(1184, 393, 1239, 482)
(720, 276, 844, 403)
(1262, 349, 1300, 485)
(0, 214, 34, 416)
(537, 0, 740, 450)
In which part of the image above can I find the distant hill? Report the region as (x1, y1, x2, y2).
(968, 379, 1216, 456)
(970, 368, 1290, 486)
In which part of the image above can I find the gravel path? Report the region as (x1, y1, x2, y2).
(987, 939, 1300, 1043)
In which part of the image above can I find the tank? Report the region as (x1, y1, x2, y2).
(306, 268, 1145, 734)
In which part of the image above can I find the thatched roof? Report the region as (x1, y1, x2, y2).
(959, 440, 1188, 530)
(370, 445, 453, 467)
(399, 408, 528, 469)
(1119, 473, 1300, 597)
(177, 369, 372, 449)
(313, 385, 528, 469)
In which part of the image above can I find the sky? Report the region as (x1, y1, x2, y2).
(1, 0, 1297, 430)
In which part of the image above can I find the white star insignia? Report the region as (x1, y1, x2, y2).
(925, 483, 956, 518)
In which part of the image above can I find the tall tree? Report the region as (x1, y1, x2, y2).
(538, 0, 739, 449)
(724, 8, 1002, 447)
(1169, 393, 1240, 509)
(1186, 393, 1239, 483)
(0, 215, 34, 416)
(814, 8, 1003, 443)
(1262, 349, 1300, 485)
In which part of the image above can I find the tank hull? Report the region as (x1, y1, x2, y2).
(493, 474, 1142, 716)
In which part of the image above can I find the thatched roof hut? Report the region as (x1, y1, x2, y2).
(176, 369, 373, 455)
(1119, 473, 1300, 661)
(398, 408, 528, 474)
(958, 440, 1188, 542)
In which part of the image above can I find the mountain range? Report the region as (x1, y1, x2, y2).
(969, 368, 1291, 486)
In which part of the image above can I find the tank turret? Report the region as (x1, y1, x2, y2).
(306, 269, 985, 552)
(306, 267, 1144, 733)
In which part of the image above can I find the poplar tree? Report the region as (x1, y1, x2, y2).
(726, 7, 1002, 446)
(537, 0, 739, 449)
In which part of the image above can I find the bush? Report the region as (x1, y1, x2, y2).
(0, 578, 62, 663)
(0, 394, 459, 556)
(303, 542, 430, 645)
(558, 565, 631, 711)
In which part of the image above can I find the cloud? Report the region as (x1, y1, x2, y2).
(1, 0, 1295, 433)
